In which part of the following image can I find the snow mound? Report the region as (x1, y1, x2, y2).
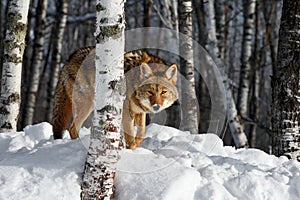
(0, 122, 300, 200)
(0, 122, 88, 200)
(114, 124, 300, 200)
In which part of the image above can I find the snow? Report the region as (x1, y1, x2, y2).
(0, 122, 300, 200)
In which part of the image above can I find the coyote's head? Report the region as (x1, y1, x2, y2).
(135, 63, 178, 113)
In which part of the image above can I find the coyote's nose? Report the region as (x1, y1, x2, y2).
(152, 104, 160, 111)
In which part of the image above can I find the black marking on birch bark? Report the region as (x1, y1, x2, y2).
(100, 17, 108, 24)
(96, 25, 123, 43)
(1, 122, 12, 129)
(0, 93, 20, 105)
(0, 107, 9, 115)
(6, 13, 27, 43)
(4, 11, 27, 63)
(7, 93, 20, 104)
(10, 53, 22, 63)
(96, 3, 105, 12)
(97, 105, 117, 115)
(118, 14, 124, 24)
(7, 13, 22, 29)
(108, 80, 117, 90)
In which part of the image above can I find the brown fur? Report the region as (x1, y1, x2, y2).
(52, 47, 178, 148)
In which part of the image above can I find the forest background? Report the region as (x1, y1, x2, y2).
(0, 0, 283, 153)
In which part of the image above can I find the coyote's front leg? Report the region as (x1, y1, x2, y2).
(134, 113, 146, 147)
(122, 99, 136, 149)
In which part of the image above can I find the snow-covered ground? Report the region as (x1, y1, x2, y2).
(0, 122, 300, 200)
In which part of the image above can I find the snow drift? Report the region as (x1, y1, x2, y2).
(0, 122, 299, 200)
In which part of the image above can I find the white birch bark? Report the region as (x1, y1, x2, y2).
(237, 0, 256, 118)
(272, 0, 300, 160)
(178, 0, 198, 134)
(227, 88, 249, 147)
(0, 0, 30, 132)
(81, 0, 126, 198)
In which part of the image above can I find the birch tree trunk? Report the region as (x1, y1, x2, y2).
(22, 0, 48, 127)
(272, 0, 300, 160)
(45, 0, 69, 122)
(178, 0, 198, 134)
(203, 0, 219, 57)
(227, 89, 249, 147)
(249, 0, 262, 148)
(0, 0, 30, 132)
(214, 0, 226, 60)
(0, 1, 4, 71)
(237, 0, 256, 118)
(81, 0, 126, 198)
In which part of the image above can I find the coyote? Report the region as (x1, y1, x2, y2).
(52, 47, 178, 149)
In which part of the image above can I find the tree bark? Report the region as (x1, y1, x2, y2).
(178, 0, 198, 134)
(81, 0, 126, 199)
(227, 89, 249, 148)
(22, 0, 48, 127)
(0, 0, 30, 132)
(249, 0, 262, 148)
(214, 0, 226, 60)
(193, 0, 208, 133)
(45, 0, 69, 122)
(0, 1, 4, 73)
(272, 0, 300, 160)
(203, 0, 219, 57)
(263, 0, 281, 72)
(237, 0, 256, 118)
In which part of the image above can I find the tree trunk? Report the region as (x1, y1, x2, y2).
(144, 0, 152, 27)
(263, 0, 281, 72)
(228, 0, 241, 85)
(0, 0, 30, 132)
(45, 0, 69, 122)
(203, 0, 219, 57)
(237, 0, 256, 118)
(214, 0, 226, 60)
(178, 0, 198, 134)
(21, 0, 48, 127)
(193, 0, 208, 132)
(193, 0, 205, 46)
(227, 89, 249, 148)
(272, 0, 300, 160)
(1, 1, 14, 86)
(81, 0, 126, 199)
(249, 0, 262, 148)
(0, 1, 4, 73)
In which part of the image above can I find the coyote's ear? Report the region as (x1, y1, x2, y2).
(165, 64, 177, 84)
(140, 63, 153, 79)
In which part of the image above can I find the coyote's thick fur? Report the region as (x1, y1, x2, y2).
(52, 47, 178, 149)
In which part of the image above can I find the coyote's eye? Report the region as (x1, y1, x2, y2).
(147, 90, 154, 95)
(161, 90, 167, 95)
